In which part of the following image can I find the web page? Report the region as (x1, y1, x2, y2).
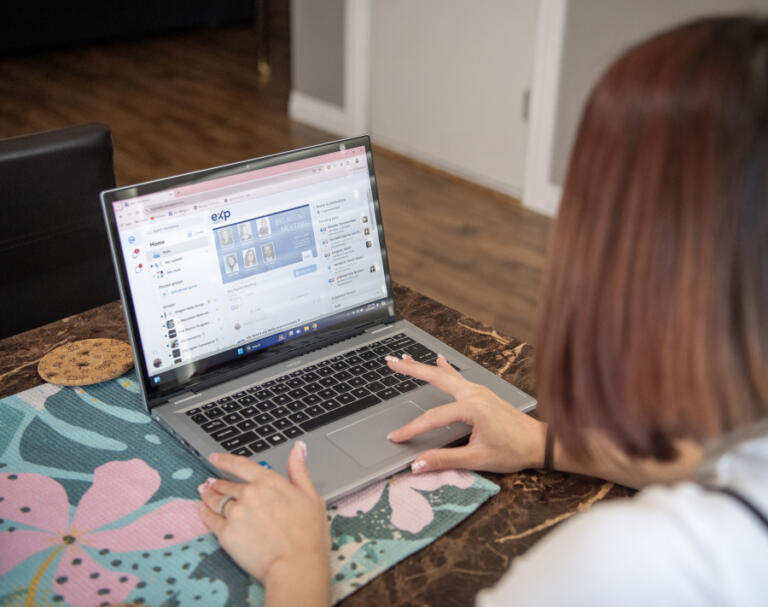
(112, 146, 388, 378)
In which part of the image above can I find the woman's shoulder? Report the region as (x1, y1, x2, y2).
(477, 481, 768, 607)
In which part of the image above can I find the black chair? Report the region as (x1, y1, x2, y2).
(0, 124, 119, 339)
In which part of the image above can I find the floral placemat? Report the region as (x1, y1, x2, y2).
(0, 373, 499, 606)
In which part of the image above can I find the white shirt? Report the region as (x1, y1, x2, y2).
(477, 421, 768, 606)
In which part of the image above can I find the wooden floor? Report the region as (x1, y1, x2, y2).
(0, 8, 551, 343)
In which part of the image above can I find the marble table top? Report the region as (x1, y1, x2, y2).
(0, 283, 634, 605)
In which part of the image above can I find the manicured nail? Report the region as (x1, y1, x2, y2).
(437, 353, 446, 360)
(294, 440, 308, 461)
(197, 478, 215, 495)
(386, 431, 394, 441)
(401, 353, 413, 360)
(209, 453, 220, 464)
(385, 355, 399, 363)
(411, 460, 427, 474)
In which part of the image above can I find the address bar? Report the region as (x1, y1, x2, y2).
(144, 165, 327, 214)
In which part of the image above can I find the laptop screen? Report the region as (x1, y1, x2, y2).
(102, 137, 395, 400)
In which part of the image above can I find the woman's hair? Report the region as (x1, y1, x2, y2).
(536, 17, 768, 460)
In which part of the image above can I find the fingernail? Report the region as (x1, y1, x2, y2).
(411, 460, 427, 474)
(294, 440, 308, 461)
(385, 355, 399, 363)
(209, 453, 219, 464)
(401, 353, 413, 360)
(197, 478, 215, 495)
(386, 431, 395, 441)
(437, 353, 446, 359)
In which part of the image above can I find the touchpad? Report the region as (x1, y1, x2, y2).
(327, 401, 454, 468)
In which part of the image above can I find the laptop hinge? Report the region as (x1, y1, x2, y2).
(168, 391, 199, 405)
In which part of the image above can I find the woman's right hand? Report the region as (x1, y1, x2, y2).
(385, 354, 546, 474)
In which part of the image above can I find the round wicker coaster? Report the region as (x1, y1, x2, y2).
(38, 338, 134, 386)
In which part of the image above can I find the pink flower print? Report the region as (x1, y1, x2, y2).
(336, 469, 475, 533)
(0, 459, 208, 607)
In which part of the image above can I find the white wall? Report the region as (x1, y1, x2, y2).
(369, 1, 540, 198)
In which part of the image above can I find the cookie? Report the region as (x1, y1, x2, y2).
(38, 338, 134, 386)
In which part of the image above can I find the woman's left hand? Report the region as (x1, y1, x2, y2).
(198, 442, 331, 604)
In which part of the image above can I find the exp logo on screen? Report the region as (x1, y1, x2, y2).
(210, 209, 232, 223)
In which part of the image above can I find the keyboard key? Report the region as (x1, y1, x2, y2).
(205, 407, 225, 419)
(237, 419, 257, 431)
(396, 380, 419, 393)
(367, 381, 385, 393)
(246, 385, 262, 393)
(304, 381, 322, 392)
(223, 412, 244, 424)
(254, 389, 274, 400)
(376, 388, 399, 401)
(241, 405, 259, 417)
(349, 365, 366, 375)
(186, 407, 202, 416)
(362, 360, 380, 370)
(266, 432, 287, 446)
(300, 394, 382, 432)
(273, 394, 291, 406)
(221, 431, 258, 451)
(346, 355, 363, 365)
(306, 405, 326, 417)
(336, 393, 354, 405)
(263, 380, 276, 387)
(285, 426, 304, 438)
(257, 399, 276, 411)
(335, 370, 353, 381)
(414, 378, 428, 386)
(203, 402, 217, 410)
(287, 401, 306, 412)
(256, 424, 276, 437)
(273, 418, 292, 430)
(319, 376, 337, 387)
(350, 387, 370, 399)
(276, 375, 290, 382)
(381, 375, 399, 386)
(216, 396, 233, 405)
(318, 388, 336, 400)
(348, 376, 365, 388)
(237, 395, 256, 405)
(333, 381, 352, 394)
(302, 394, 321, 405)
(254, 413, 274, 425)
(272, 383, 290, 395)
(272, 406, 291, 418)
(249, 440, 269, 453)
(331, 361, 348, 371)
(303, 371, 320, 382)
(191, 413, 207, 424)
(201, 419, 226, 433)
(289, 411, 309, 423)
(210, 426, 240, 442)
(287, 378, 304, 389)
(221, 401, 241, 412)
(317, 366, 334, 377)
(232, 391, 247, 398)
(288, 388, 308, 399)
(373, 345, 389, 355)
(317, 360, 332, 367)
(232, 446, 252, 456)
(362, 371, 380, 382)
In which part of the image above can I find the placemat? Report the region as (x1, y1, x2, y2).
(0, 373, 499, 607)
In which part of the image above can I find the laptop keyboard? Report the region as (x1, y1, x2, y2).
(184, 333, 447, 456)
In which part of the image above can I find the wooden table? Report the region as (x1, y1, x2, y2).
(0, 283, 634, 605)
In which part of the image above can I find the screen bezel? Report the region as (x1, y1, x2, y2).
(101, 135, 397, 408)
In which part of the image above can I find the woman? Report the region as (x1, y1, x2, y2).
(197, 17, 768, 605)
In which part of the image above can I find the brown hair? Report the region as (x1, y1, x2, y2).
(536, 17, 768, 460)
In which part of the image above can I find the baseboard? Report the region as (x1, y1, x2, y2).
(370, 134, 524, 200)
(288, 91, 358, 138)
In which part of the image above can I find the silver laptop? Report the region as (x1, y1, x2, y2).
(101, 136, 536, 502)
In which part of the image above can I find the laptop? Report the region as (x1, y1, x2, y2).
(101, 135, 536, 502)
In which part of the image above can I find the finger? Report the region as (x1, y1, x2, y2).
(385, 355, 471, 397)
(198, 482, 232, 515)
(410, 444, 479, 474)
(198, 502, 226, 535)
(209, 478, 245, 499)
(210, 452, 271, 482)
(286, 441, 319, 498)
(387, 401, 472, 442)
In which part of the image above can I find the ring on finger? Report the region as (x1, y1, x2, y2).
(218, 495, 236, 517)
